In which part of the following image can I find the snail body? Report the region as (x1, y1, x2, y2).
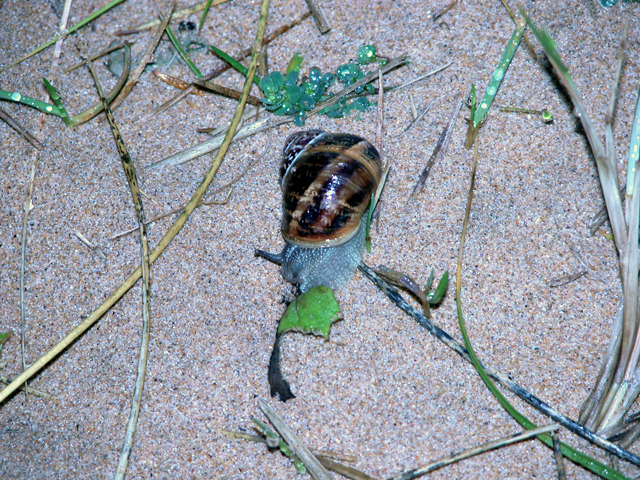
(258, 130, 382, 293)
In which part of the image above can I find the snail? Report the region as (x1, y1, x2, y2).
(256, 130, 382, 293)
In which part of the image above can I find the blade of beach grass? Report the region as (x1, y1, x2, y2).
(165, 23, 203, 79)
(465, 20, 525, 149)
(0, 0, 126, 73)
(524, 12, 638, 435)
(85, 59, 151, 480)
(0, 88, 64, 118)
(0, 0, 271, 410)
(451, 137, 628, 479)
(148, 53, 409, 169)
(198, 0, 214, 31)
(524, 13, 626, 251)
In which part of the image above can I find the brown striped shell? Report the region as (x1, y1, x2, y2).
(280, 131, 382, 247)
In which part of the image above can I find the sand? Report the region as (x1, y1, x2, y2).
(1, 0, 639, 478)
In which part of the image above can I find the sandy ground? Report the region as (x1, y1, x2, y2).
(1, 0, 639, 478)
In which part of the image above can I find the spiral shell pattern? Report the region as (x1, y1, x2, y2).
(280, 131, 381, 247)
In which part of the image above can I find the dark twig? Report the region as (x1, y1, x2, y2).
(552, 432, 567, 480)
(0, 106, 43, 149)
(357, 262, 640, 467)
(304, 0, 331, 33)
(195, 79, 262, 105)
(406, 96, 462, 203)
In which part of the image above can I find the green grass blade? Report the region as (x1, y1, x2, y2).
(0, 0, 126, 73)
(457, 143, 629, 479)
(210, 45, 261, 85)
(286, 53, 304, 74)
(42, 78, 71, 125)
(198, 0, 214, 31)
(165, 24, 203, 79)
(0, 88, 64, 118)
(474, 20, 525, 127)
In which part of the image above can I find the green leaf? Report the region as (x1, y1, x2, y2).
(357, 44, 378, 65)
(427, 270, 449, 304)
(293, 111, 306, 126)
(259, 77, 276, 95)
(284, 84, 302, 105)
(309, 67, 322, 83)
(269, 71, 284, 88)
(286, 52, 304, 74)
(299, 94, 315, 111)
(0, 331, 12, 357)
(277, 286, 342, 339)
(284, 70, 299, 87)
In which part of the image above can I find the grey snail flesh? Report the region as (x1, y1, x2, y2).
(266, 130, 381, 293)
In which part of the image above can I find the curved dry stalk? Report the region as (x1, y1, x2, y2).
(0, 0, 271, 407)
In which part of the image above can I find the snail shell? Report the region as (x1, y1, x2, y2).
(261, 130, 382, 293)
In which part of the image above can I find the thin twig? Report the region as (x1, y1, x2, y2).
(0, 373, 54, 399)
(387, 424, 559, 480)
(387, 62, 452, 93)
(552, 432, 567, 480)
(258, 399, 333, 480)
(547, 270, 588, 288)
(195, 79, 262, 105)
(304, 0, 331, 33)
(20, 161, 36, 388)
(53, 0, 73, 58)
(72, 230, 107, 261)
(400, 104, 429, 136)
(151, 71, 206, 96)
(64, 42, 128, 73)
(376, 69, 384, 155)
(406, 96, 462, 203)
(432, 0, 457, 22)
(0, 107, 43, 149)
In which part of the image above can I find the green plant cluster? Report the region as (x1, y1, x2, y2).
(258, 44, 385, 126)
